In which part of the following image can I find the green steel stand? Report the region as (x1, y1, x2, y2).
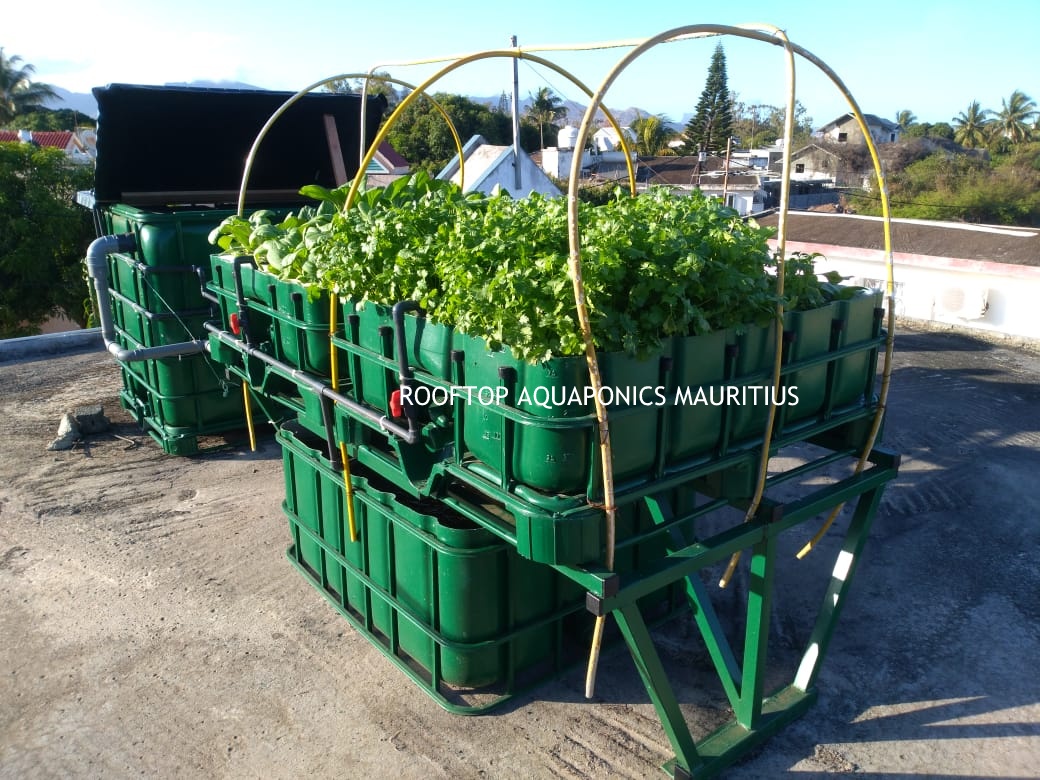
(568, 447, 899, 779)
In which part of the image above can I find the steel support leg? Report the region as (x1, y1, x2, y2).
(591, 455, 896, 779)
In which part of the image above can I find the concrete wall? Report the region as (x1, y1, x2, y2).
(774, 239, 1040, 341)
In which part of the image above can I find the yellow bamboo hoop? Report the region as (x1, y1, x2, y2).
(563, 22, 896, 695)
(233, 74, 466, 542)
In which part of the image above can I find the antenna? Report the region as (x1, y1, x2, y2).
(511, 35, 522, 190)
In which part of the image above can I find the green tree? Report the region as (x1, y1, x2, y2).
(385, 92, 518, 174)
(766, 101, 814, 147)
(680, 42, 734, 154)
(525, 87, 567, 149)
(0, 142, 95, 337)
(993, 89, 1038, 144)
(952, 101, 992, 149)
(324, 70, 401, 109)
(903, 122, 930, 139)
(495, 91, 510, 115)
(630, 112, 675, 156)
(895, 109, 917, 131)
(0, 49, 58, 124)
(731, 99, 776, 148)
(5, 106, 95, 131)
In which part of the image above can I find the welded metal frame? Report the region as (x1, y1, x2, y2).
(568, 446, 899, 778)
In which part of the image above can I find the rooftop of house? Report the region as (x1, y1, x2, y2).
(635, 155, 755, 187)
(0, 130, 76, 148)
(375, 141, 409, 171)
(817, 113, 901, 133)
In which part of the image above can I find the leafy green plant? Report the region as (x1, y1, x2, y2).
(211, 174, 850, 362)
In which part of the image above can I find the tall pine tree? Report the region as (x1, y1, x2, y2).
(681, 43, 734, 155)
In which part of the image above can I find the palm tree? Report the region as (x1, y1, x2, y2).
(0, 49, 58, 125)
(525, 87, 567, 149)
(952, 101, 992, 149)
(895, 109, 917, 132)
(630, 113, 676, 157)
(993, 90, 1038, 144)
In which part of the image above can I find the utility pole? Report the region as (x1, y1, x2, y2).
(722, 136, 735, 208)
(511, 35, 522, 191)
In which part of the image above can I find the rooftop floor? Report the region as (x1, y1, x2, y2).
(758, 211, 1040, 266)
(1, 324, 1038, 777)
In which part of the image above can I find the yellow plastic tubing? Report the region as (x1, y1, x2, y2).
(235, 73, 465, 219)
(232, 74, 464, 539)
(567, 22, 895, 696)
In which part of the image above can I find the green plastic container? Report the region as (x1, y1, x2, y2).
(108, 288, 209, 349)
(279, 423, 585, 708)
(209, 254, 337, 376)
(666, 328, 731, 462)
(832, 290, 883, 409)
(104, 204, 237, 312)
(119, 365, 246, 455)
(782, 302, 840, 426)
(777, 290, 883, 435)
(336, 302, 457, 415)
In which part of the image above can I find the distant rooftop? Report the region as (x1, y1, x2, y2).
(0, 130, 75, 148)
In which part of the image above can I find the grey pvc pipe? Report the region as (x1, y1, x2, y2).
(204, 321, 419, 445)
(84, 234, 207, 362)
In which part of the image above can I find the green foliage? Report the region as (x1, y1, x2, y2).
(993, 89, 1037, 145)
(730, 99, 813, 149)
(847, 149, 1040, 226)
(906, 120, 967, 142)
(212, 174, 852, 362)
(1, 49, 58, 124)
(324, 70, 401, 109)
(952, 100, 992, 149)
(525, 87, 568, 150)
(779, 254, 864, 311)
(385, 93, 513, 174)
(3, 106, 95, 131)
(630, 112, 676, 157)
(0, 142, 95, 336)
(895, 110, 917, 131)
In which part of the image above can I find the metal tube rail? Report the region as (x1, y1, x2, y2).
(203, 321, 419, 445)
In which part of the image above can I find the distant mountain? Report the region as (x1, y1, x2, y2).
(162, 80, 266, 91)
(45, 87, 98, 119)
(43, 80, 269, 119)
(468, 94, 688, 133)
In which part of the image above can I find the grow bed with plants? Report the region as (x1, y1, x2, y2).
(205, 173, 885, 565)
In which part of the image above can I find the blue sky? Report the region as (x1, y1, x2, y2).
(5, 0, 1038, 128)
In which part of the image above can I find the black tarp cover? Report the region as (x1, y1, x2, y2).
(91, 83, 387, 206)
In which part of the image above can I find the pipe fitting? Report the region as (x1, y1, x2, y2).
(84, 234, 207, 363)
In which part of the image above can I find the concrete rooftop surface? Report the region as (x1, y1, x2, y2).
(1, 322, 1038, 778)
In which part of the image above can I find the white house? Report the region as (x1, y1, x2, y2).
(760, 211, 1040, 341)
(438, 135, 560, 198)
(591, 125, 637, 156)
